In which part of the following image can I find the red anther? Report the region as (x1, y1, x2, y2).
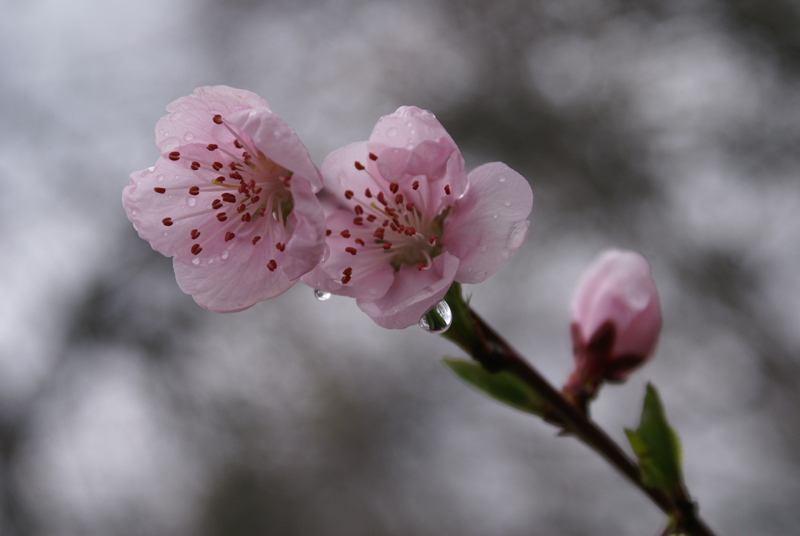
(213, 114, 223, 124)
(259, 207, 266, 217)
(390, 223, 398, 231)
(253, 187, 262, 194)
(355, 238, 365, 246)
(225, 232, 235, 242)
(389, 182, 399, 194)
(385, 207, 396, 216)
(412, 180, 419, 190)
(418, 263, 426, 271)
(212, 199, 223, 210)
(382, 242, 392, 250)
(368, 152, 378, 161)
(354, 205, 364, 215)
(192, 244, 203, 255)
(231, 171, 243, 181)
(366, 214, 377, 222)
(345, 247, 358, 255)
(190, 161, 200, 170)
(216, 176, 226, 182)
(377, 192, 388, 205)
(207, 143, 218, 151)
(189, 186, 200, 195)
(382, 219, 389, 227)
(396, 224, 405, 233)
(364, 188, 372, 198)
(237, 204, 246, 213)
(405, 227, 416, 236)
(342, 274, 352, 284)
(217, 213, 227, 222)
(343, 267, 353, 276)
(354, 161, 365, 170)
(234, 139, 242, 148)
(252, 236, 261, 245)
(444, 184, 451, 195)
(229, 162, 237, 171)
(238, 184, 246, 194)
(267, 259, 277, 272)
(353, 217, 364, 225)
(221, 193, 236, 203)
(340, 230, 351, 238)
(406, 202, 415, 211)
(326, 229, 332, 236)
(162, 217, 173, 226)
(241, 213, 251, 222)
(429, 236, 437, 244)
(395, 194, 404, 204)
(373, 228, 385, 239)
(212, 162, 223, 171)
(154, 187, 166, 194)
(250, 196, 260, 204)
(276, 242, 285, 251)
(191, 229, 201, 239)
(344, 190, 354, 200)
(168, 151, 180, 161)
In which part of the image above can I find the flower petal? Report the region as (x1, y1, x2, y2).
(227, 109, 323, 191)
(443, 162, 533, 284)
(281, 176, 327, 280)
(156, 86, 270, 153)
(370, 106, 455, 149)
(356, 251, 459, 329)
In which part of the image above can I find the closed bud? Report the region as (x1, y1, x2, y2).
(563, 250, 662, 412)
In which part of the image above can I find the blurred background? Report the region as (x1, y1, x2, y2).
(2, 0, 800, 534)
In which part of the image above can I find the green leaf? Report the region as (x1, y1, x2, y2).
(443, 357, 545, 416)
(625, 383, 684, 494)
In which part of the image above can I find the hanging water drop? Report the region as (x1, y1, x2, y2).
(418, 300, 453, 334)
(314, 289, 332, 301)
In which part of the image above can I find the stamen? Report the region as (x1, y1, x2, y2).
(217, 213, 227, 222)
(345, 190, 354, 200)
(326, 230, 332, 236)
(368, 152, 378, 161)
(444, 185, 451, 195)
(252, 236, 261, 245)
(340, 230, 351, 238)
(191, 244, 202, 255)
(354, 161, 365, 171)
(365, 188, 372, 198)
(191, 162, 200, 170)
(355, 238, 365, 246)
(382, 242, 392, 250)
(412, 181, 419, 190)
(225, 232, 235, 242)
(162, 218, 173, 226)
(345, 247, 358, 255)
(154, 187, 166, 194)
(191, 229, 201, 239)
(168, 152, 180, 161)
(276, 242, 285, 252)
(213, 114, 223, 124)
(207, 144, 218, 151)
(342, 274, 351, 284)
(189, 186, 200, 195)
(267, 259, 277, 271)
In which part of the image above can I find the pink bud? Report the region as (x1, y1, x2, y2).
(564, 250, 662, 410)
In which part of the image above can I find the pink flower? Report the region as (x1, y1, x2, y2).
(123, 86, 326, 312)
(564, 250, 662, 409)
(302, 106, 533, 328)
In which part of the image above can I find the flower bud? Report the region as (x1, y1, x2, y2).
(563, 250, 662, 411)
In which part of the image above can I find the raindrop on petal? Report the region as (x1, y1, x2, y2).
(498, 176, 506, 183)
(503, 201, 511, 207)
(314, 289, 331, 301)
(184, 132, 194, 141)
(419, 300, 453, 334)
(220, 250, 229, 260)
(387, 127, 398, 138)
(506, 221, 529, 250)
(191, 258, 200, 265)
(187, 197, 197, 207)
(157, 175, 164, 182)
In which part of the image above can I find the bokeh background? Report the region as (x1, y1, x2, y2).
(2, 0, 800, 534)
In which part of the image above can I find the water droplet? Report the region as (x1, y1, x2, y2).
(406, 121, 413, 127)
(419, 300, 453, 334)
(499, 176, 506, 183)
(387, 127, 398, 138)
(162, 231, 168, 237)
(192, 258, 200, 265)
(410, 129, 416, 134)
(506, 221, 529, 250)
(492, 214, 498, 219)
(157, 175, 164, 182)
(131, 209, 137, 216)
(503, 201, 511, 207)
(314, 289, 331, 301)
(184, 132, 194, 141)
(221, 250, 229, 260)
(187, 197, 197, 207)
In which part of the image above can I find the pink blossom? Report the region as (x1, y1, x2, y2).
(123, 86, 326, 312)
(564, 250, 662, 409)
(302, 106, 533, 328)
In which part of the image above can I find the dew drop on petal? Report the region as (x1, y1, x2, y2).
(493, 214, 498, 219)
(131, 209, 137, 216)
(192, 258, 200, 265)
(418, 300, 453, 334)
(504, 201, 512, 207)
(187, 197, 197, 207)
(314, 289, 331, 301)
(506, 221, 529, 250)
(157, 175, 164, 182)
(184, 132, 194, 141)
(221, 250, 229, 260)
(387, 127, 398, 138)
(498, 176, 506, 183)
(406, 121, 413, 127)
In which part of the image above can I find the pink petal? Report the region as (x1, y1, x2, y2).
(443, 162, 533, 284)
(156, 86, 271, 153)
(370, 106, 456, 149)
(356, 251, 459, 329)
(281, 176, 327, 280)
(571, 250, 662, 358)
(227, 109, 323, 191)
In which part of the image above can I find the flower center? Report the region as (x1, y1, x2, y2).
(330, 151, 452, 285)
(157, 114, 293, 271)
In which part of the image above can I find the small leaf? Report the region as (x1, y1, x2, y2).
(626, 383, 684, 494)
(443, 357, 545, 416)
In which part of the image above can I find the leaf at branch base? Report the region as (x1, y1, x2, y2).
(625, 383, 684, 495)
(442, 357, 545, 416)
